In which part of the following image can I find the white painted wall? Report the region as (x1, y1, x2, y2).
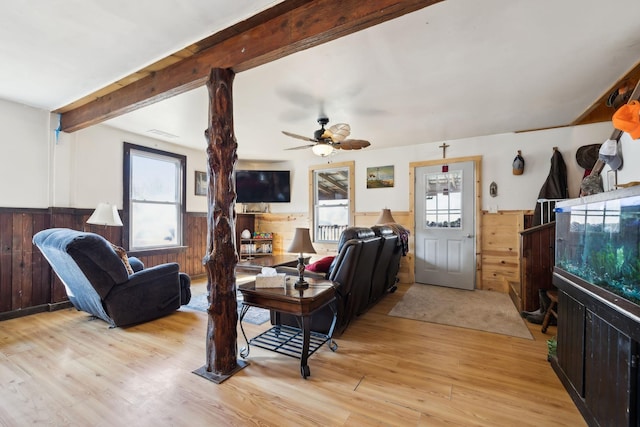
(0, 99, 51, 208)
(69, 125, 210, 212)
(266, 121, 624, 214)
(1, 97, 638, 215)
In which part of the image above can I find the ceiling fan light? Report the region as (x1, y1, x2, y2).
(312, 144, 334, 157)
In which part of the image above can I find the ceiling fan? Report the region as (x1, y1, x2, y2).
(282, 117, 371, 157)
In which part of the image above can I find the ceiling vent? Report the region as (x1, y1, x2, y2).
(147, 129, 178, 138)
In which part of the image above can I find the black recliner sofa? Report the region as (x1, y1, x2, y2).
(33, 228, 191, 327)
(356, 225, 400, 315)
(272, 225, 407, 336)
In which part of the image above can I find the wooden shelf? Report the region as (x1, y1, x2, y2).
(239, 237, 273, 260)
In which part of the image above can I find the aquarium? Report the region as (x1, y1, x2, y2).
(555, 186, 640, 305)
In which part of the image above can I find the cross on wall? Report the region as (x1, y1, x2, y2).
(439, 142, 449, 159)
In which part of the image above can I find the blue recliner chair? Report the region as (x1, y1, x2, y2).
(33, 228, 190, 327)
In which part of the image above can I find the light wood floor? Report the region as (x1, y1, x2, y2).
(0, 279, 585, 426)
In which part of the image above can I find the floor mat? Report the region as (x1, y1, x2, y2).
(388, 284, 533, 339)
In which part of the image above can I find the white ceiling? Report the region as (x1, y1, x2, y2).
(3, 1, 640, 161)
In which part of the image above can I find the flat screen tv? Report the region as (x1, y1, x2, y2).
(235, 170, 291, 203)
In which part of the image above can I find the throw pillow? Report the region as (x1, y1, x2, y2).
(306, 256, 335, 273)
(111, 243, 134, 275)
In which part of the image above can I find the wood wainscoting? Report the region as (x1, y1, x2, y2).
(479, 210, 536, 294)
(253, 210, 532, 290)
(0, 208, 209, 319)
(480, 211, 525, 293)
(253, 210, 413, 285)
(1, 207, 534, 318)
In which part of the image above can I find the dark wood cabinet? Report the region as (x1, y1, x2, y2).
(584, 309, 634, 425)
(553, 268, 640, 427)
(556, 290, 585, 396)
(517, 221, 555, 312)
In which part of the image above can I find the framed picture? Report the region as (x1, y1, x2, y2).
(367, 165, 394, 188)
(195, 171, 207, 196)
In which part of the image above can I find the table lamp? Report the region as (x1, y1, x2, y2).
(375, 208, 396, 224)
(86, 202, 123, 227)
(287, 227, 316, 289)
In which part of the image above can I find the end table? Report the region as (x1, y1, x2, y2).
(238, 276, 338, 378)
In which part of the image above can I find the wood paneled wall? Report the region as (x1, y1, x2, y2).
(1, 206, 532, 318)
(253, 211, 414, 285)
(0, 209, 209, 318)
(480, 211, 525, 292)
(478, 210, 536, 295)
(0, 209, 54, 313)
(253, 209, 531, 290)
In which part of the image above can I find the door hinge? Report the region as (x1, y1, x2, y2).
(631, 354, 639, 368)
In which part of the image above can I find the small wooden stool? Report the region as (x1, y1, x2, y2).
(541, 290, 558, 333)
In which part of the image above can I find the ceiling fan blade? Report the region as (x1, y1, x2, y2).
(334, 139, 371, 150)
(282, 130, 316, 142)
(325, 123, 351, 142)
(284, 144, 316, 151)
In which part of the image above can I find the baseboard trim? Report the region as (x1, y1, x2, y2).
(0, 301, 73, 321)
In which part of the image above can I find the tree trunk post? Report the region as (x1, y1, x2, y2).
(193, 67, 247, 383)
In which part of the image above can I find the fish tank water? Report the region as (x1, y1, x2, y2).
(555, 186, 640, 305)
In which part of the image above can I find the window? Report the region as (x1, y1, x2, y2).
(311, 162, 354, 243)
(123, 143, 186, 250)
(424, 170, 463, 228)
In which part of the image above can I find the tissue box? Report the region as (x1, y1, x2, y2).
(255, 272, 287, 288)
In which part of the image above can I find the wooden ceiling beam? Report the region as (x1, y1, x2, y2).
(58, 0, 443, 133)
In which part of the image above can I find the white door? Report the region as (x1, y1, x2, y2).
(415, 161, 475, 290)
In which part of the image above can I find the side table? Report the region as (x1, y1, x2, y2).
(238, 276, 338, 378)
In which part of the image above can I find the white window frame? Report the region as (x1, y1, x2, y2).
(310, 161, 355, 243)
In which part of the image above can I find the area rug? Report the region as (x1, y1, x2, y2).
(182, 275, 269, 325)
(183, 292, 270, 325)
(388, 284, 533, 340)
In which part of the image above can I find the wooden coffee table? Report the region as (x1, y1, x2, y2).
(238, 276, 338, 378)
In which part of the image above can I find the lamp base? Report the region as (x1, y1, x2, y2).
(294, 279, 309, 290)
(295, 255, 309, 289)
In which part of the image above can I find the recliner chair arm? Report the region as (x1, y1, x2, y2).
(105, 262, 182, 327)
(125, 262, 180, 287)
(128, 256, 144, 273)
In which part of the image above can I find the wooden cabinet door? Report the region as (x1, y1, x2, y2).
(519, 222, 555, 312)
(584, 310, 634, 426)
(557, 290, 585, 396)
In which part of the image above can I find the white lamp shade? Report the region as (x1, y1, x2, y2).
(376, 208, 396, 224)
(287, 227, 316, 254)
(311, 143, 334, 157)
(86, 203, 123, 226)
